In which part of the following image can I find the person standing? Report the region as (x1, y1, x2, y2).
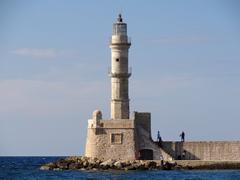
(157, 131, 162, 145)
(180, 131, 185, 142)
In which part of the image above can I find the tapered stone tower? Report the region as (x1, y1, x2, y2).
(109, 14, 131, 119)
(85, 14, 160, 161)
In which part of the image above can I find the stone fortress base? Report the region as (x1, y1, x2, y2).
(85, 110, 240, 161)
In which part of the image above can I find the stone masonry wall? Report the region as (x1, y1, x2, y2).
(161, 141, 240, 160)
(134, 112, 163, 160)
(85, 119, 136, 160)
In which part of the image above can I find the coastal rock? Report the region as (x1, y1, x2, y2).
(144, 161, 157, 169)
(114, 161, 122, 169)
(40, 156, 168, 171)
(40, 156, 240, 171)
(56, 160, 69, 170)
(124, 165, 136, 171)
(68, 162, 80, 169)
(83, 161, 89, 168)
(100, 159, 116, 168)
(40, 165, 51, 170)
(162, 161, 176, 170)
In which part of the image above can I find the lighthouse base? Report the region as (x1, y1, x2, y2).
(85, 111, 162, 160)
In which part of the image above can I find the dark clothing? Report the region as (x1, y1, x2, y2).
(180, 131, 185, 142)
(157, 131, 162, 146)
(157, 131, 161, 142)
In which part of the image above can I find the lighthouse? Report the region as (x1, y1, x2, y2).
(109, 14, 131, 119)
(85, 14, 157, 161)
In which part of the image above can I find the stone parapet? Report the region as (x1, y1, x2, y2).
(160, 141, 240, 161)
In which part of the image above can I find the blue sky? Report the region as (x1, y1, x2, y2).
(0, 0, 240, 155)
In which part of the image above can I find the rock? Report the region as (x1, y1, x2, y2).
(142, 161, 157, 169)
(68, 162, 82, 170)
(53, 168, 61, 171)
(81, 156, 90, 162)
(124, 165, 136, 170)
(100, 159, 116, 168)
(40, 162, 57, 170)
(122, 160, 131, 167)
(88, 157, 100, 168)
(114, 161, 122, 169)
(56, 161, 69, 170)
(40, 156, 176, 171)
(162, 161, 176, 170)
(82, 161, 89, 168)
(65, 156, 77, 161)
(156, 160, 163, 169)
(137, 161, 147, 170)
(40, 165, 51, 170)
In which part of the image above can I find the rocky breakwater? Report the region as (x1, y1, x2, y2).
(40, 156, 177, 171)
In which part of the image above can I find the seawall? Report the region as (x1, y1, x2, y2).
(160, 141, 240, 161)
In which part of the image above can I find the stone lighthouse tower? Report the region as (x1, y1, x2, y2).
(85, 14, 161, 161)
(109, 14, 131, 119)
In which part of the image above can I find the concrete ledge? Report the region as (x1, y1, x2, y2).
(175, 160, 240, 169)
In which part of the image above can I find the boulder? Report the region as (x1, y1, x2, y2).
(68, 162, 82, 170)
(114, 161, 122, 169)
(82, 161, 89, 168)
(40, 165, 51, 170)
(144, 161, 157, 169)
(100, 159, 116, 168)
(56, 161, 69, 170)
(162, 161, 176, 170)
(53, 168, 61, 171)
(124, 165, 136, 171)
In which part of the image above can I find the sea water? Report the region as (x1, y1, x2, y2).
(1, 157, 240, 180)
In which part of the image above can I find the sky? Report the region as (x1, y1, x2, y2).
(0, 0, 240, 156)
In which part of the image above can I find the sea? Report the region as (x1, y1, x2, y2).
(1, 157, 240, 180)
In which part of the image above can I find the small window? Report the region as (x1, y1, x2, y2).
(111, 133, 122, 144)
(116, 58, 119, 62)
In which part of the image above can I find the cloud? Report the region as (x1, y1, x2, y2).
(0, 79, 108, 116)
(9, 48, 80, 59)
(0, 79, 107, 156)
(10, 48, 59, 59)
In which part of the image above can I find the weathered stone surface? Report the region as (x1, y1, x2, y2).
(85, 119, 136, 161)
(161, 141, 240, 161)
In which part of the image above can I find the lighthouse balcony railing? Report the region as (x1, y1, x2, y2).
(109, 37, 131, 45)
(108, 67, 132, 78)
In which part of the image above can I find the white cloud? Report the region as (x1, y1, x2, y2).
(9, 48, 80, 59)
(10, 48, 59, 59)
(0, 79, 108, 116)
